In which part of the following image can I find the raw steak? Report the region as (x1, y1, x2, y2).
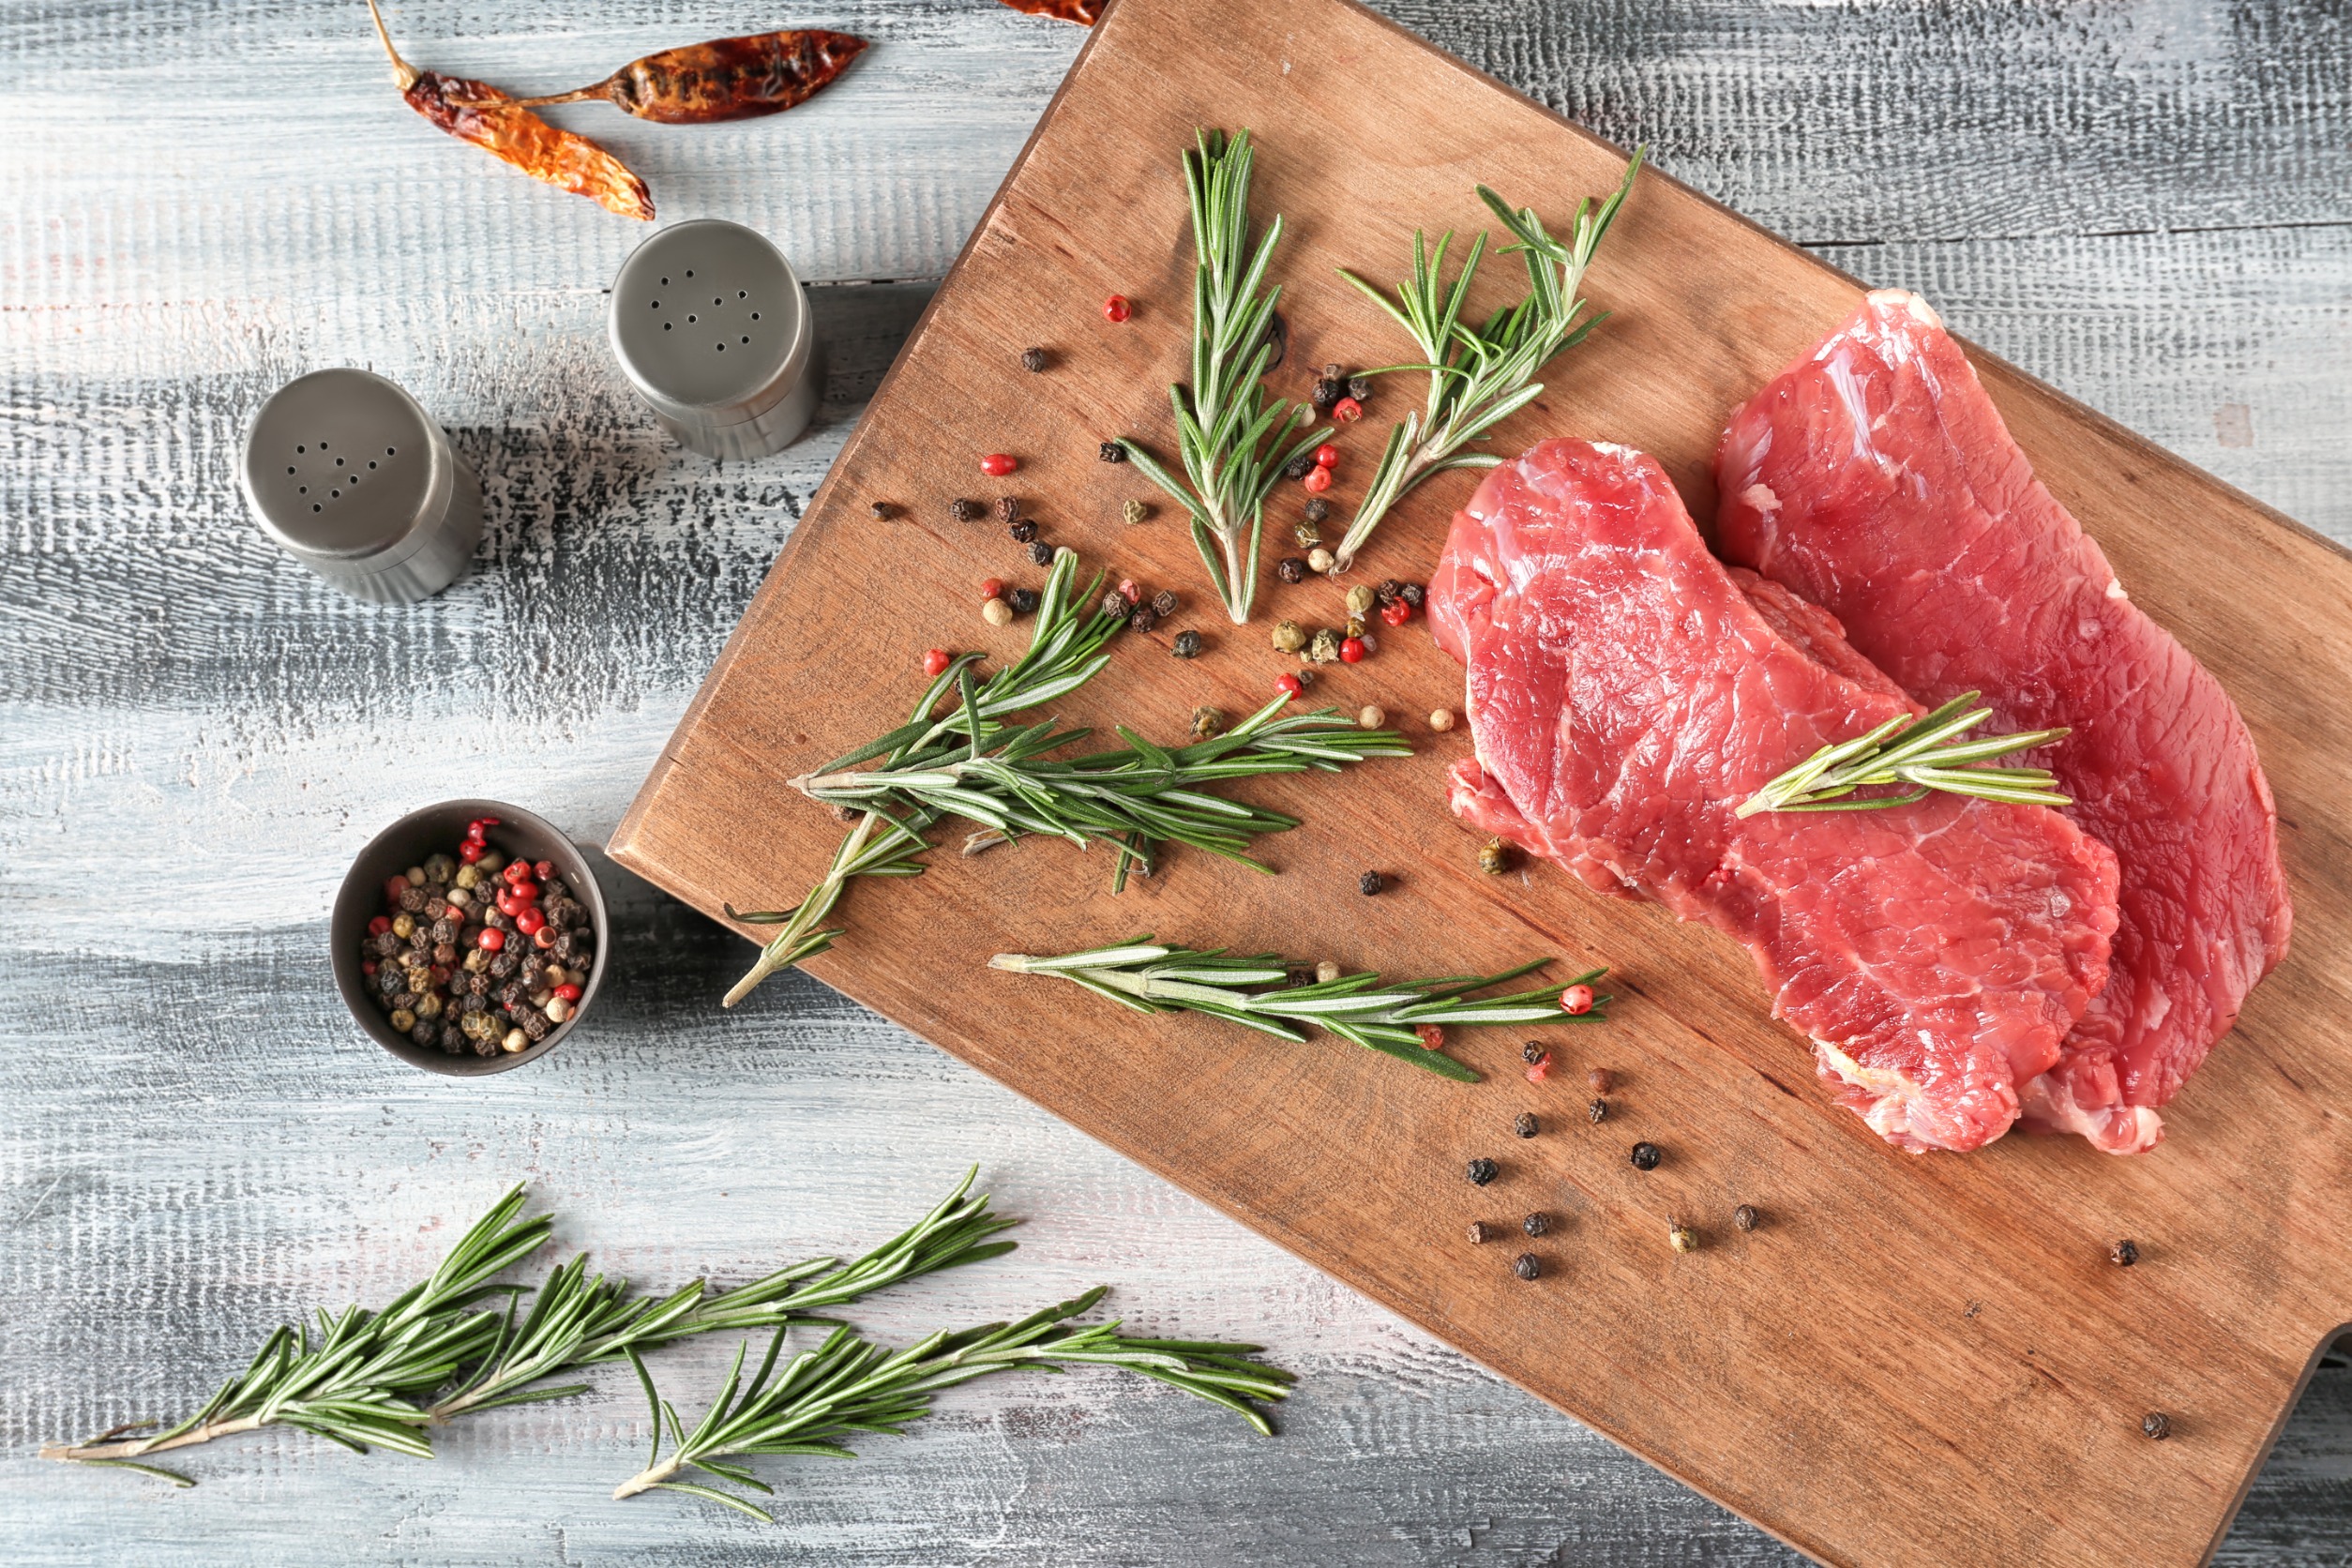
(1715, 290, 2291, 1154)
(1428, 437, 2119, 1153)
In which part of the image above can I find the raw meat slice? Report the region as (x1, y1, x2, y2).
(1714, 289, 2291, 1154)
(1429, 437, 2119, 1153)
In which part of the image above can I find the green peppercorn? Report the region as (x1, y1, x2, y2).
(1123, 499, 1149, 526)
(1668, 1219, 1698, 1254)
(1190, 705, 1227, 741)
(1630, 1140, 1661, 1170)
(1171, 629, 1202, 659)
(1271, 619, 1307, 654)
(1307, 627, 1342, 664)
(388, 1007, 416, 1033)
(1293, 520, 1322, 549)
(1513, 1253, 1540, 1281)
(1467, 1157, 1498, 1185)
(1479, 837, 1515, 875)
(1345, 583, 1377, 617)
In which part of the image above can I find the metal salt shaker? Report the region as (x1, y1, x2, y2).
(238, 368, 484, 604)
(608, 219, 822, 460)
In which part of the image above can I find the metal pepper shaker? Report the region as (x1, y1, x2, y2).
(238, 368, 484, 604)
(608, 219, 822, 460)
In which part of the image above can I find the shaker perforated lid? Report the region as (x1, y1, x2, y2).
(239, 369, 454, 565)
(609, 219, 811, 431)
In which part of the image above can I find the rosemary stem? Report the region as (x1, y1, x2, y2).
(721, 811, 878, 1007)
(611, 1456, 683, 1500)
(40, 1414, 266, 1464)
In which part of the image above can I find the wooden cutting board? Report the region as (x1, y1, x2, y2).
(609, 0, 2352, 1560)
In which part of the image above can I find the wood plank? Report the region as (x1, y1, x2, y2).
(609, 1, 2352, 1562)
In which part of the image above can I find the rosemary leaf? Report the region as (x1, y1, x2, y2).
(1330, 150, 1644, 573)
(611, 1288, 1295, 1519)
(1115, 129, 1326, 623)
(989, 940, 1611, 1082)
(1736, 691, 2070, 816)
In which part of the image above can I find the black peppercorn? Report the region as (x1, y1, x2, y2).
(1630, 1140, 1662, 1170)
(995, 496, 1020, 524)
(1101, 590, 1131, 619)
(1522, 1213, 1548, 1237)
(1513, 1253, 1540, 1281)
(2110, 1239, 2140, 1267)
(1275, 557, 1307, 584)
(1171, 629, 1202, 658)
(2142, 1412, 2171, 1440)
(1514, 1112, 1539, 1138)
(1020, 346, 1048, 372)
(1467, 1157, 1498, 1186)
(1376, 578, 1405, 606)
(1030, 541, 1054, 566)
(950, 498, 980, 522)
(1009, 519, 1039, 543)
(1468, 1220, 1491, 1244)
(1098, 441, 1127, 464)
(409, 1019, 436, 1048)
(1283, 451, 1316, 480)
(1359, 871, 1384, 896)
(1590, 1098, 1608, 1123)
(1520, 1040, 1545, 1064)
(1008, 587, 1039, 616)
(1152, 588, 1179, 618)
(868, 500, 897, 520)
(1303, 496, 1330, 524)
(1294, 668, 1316, 688)
(1311, 376, 1345, 411)
(1128, 604, 1158, 634)
(1733, 1204, 1759, 1232)
(1399, 582, 1425, 608)
(1348, 373, 1374, 402)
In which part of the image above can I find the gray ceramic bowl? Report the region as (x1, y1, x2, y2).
(331, 800, 610, 1076)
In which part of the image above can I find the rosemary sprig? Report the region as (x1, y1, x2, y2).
(723, 551, 1410, 1007)
(612, 1287, 1294, 1521)
(1115, 128, 1327, 624)
(723, 550, 1126, 1003)
(1329, 151, 1643, 574)
(989, 940, 1610, 1082)
(41, 1172, 1014, 1484)
(1736, 691, 2071, 816)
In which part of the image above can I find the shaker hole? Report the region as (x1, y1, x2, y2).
(386, 447, 397, 456)
(687, 315, 697, 323)
(330, 489, 340, 498)
(335, 457, 344, 466)
(716, 343, 725, 352)
(686, 269, 693, 277)
(663, 323, 672, 331)
(312, 504, 322, 512)
(751, 312, 760, 320)
(741, 336, 749, 344)
(738, 290, 746, 298)
(296, 445, 305, 453)
(368, 460, 377, 469)
(298, 486, 308, 493)
(286, 466, 295, 475)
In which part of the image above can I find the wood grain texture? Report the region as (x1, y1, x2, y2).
(609, 1, 2352, 1563)
(4, 0, 2347, 1562)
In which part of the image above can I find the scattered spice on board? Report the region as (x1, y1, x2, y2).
(2110, 1239, 2140, 1266)
(452, 29, 867, 123)
(1359, 870, 1385, 896)
(1522, 1214, 1548, 1238)
(1466, 1159, 1498, 1186)
(1587, 1066, 1615, 1093)
(1668, 1219, 1699, 1254)
(367, 0, 652, 219)
(868, 500, 898, 520)
(1733, 1204, 1760, 1232)
(1513, 1253, 1541, 1281)
(1171, 629, 1202, 659)
(1514, 1112, 1539, 1138)
(357, 822, 596, 1057)
(1123, 499, 1150, 525)
(1021, 347, 1049, 372)
(1479, 837, 1515, 875)
(1430, 707, 1455, 731)
(1629, 1140, 1662, 1170)
(1467, 1220, 1491, 1245)
(2142, 1412, 2172, 1440)
(1589, 1098, 1608, 1123)
(1358, 705, 1385, 730)
(951, 498, 982, 522)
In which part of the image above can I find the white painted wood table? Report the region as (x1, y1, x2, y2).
(5, 1, 2347, 1561)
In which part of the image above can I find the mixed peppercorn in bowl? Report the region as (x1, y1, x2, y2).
(330, 800, 609, 1076)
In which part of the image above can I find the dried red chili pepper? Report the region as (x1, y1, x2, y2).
(466, 31, 868, 125)
(997, 0, 1104, 21)
(367, 0, 654, 220)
